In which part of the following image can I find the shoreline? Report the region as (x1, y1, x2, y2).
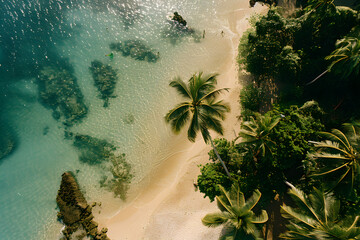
(104, 2, 267, 239)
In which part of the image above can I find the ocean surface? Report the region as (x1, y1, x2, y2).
(0, 0, 258, 239)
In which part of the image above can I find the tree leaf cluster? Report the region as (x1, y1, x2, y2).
(238, 5, 359, 118)
(197, 102, 324, 207)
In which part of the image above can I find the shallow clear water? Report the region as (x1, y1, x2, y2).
(0, 0, 256, 239)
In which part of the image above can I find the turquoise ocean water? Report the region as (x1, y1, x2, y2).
(0, 0, 254, 239)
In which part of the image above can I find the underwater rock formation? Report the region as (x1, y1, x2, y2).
(100, 153, 133, 200)
(73, 134, 117, 165)
(56, 172, 110, 240)
(0, 126, 17, 162)
(72, 134, 133, 199)
(109, 40, 159, 63)
(37, 66, 88, 126)
(89, 60, 118, 107)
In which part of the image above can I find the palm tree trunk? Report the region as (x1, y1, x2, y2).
(306, 69, 328, 85)
(208, 135, 231, 178)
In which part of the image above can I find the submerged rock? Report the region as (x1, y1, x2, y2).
(89, 60, 118, 108)
(72, 134, 133, 199)
(73, 134, 116, 165)
(100, 153, 133, 200)
(109, 40, 159, 63)
(0, 126, 17, 162)
(37, 66, 88, 126)
(56, 172, 110, 240)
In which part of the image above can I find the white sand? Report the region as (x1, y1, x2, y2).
(104, 2, 267, 239)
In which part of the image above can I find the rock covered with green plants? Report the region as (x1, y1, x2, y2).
(37, 66, 88, 126)
(89, 60, 118, 108)
(109, 40, 159, 63)
(56, 172, 110, 240)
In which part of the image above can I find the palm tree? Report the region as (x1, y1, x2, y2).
(307, 37, 360, 85)
(307, 123, 360, 195)
(237, 113, 280, 159)
(325, 37, 360, 79)
(281, 182, 360, 239)
(202, 185, 268, 240)
(165, 72, 231, 177)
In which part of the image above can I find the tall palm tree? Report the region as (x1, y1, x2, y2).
(237, 113, 280, 159)
(165, 72, 231, 177)
(325, 37, 360, 79)
(308, 123, 360, 195)
(281, 182, 360, 239)
(202, 185, 268, 240)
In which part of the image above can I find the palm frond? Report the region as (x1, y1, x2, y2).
(169, 77, 192, 99)
(187, 108, 199, 142)
(242, 190, 262, 213)
(202, 212, 230, 227)
(251, 210, 268, 224)
(200, 101, 230, 120)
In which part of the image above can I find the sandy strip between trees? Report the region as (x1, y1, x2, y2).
(104, 2, 267, 239)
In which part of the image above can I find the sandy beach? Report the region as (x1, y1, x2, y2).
(105, 2, 267, 239)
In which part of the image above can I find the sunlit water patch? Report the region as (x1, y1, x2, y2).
(0, 0, 263, 239)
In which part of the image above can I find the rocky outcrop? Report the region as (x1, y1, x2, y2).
(56, 172, 110, 240)
(163, 12, 201, 44)
(89, 61, 118, 108)
(110, 40, 159, 63)
(37, 66, 88, 126)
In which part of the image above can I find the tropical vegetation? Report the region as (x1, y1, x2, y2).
(281, 183, 360, 239)
(194, 0, 360, 239)
(202, 184, 268, 240)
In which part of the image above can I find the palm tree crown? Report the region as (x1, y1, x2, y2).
(165, 72, 230, 144)
(238, 113, 280, 158)
(325, 37, 360, 79)
(202, 185, 268, 240)
(308, 123, 360, 195)
(281, 183, 360, 239)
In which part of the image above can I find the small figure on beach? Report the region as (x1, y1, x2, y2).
(221, 30, 225, 37)
(203, 30, 205, 38)
(105, 52, 114, 59)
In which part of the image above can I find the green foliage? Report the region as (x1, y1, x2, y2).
(238, 113, 280, 158)
(197, 102, 324, 207)
(281, 183, 360, 239)
(202, 185, 268, 240)
(238, 8, 301, 82)
(238, 5, 359, 119)
(239, 83, 265, 112)
(198, 139, 240, 201)
(305, 123, 360, 199)
(326, 37, 360, 79)
(197, 163, 232, 202)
